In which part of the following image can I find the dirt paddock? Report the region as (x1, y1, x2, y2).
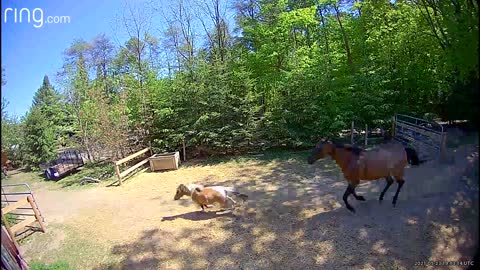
(10, 143, 480, 269)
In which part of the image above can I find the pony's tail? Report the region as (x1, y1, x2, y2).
(231, 191, 248, 201)
(404, 147, 425, 166)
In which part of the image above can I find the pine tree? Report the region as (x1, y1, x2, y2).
(22, 107, 57, 170)
(22, 76, 67, 168)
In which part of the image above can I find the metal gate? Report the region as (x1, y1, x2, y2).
(1, 184, 46, 226)
(393, 114, 446, 161)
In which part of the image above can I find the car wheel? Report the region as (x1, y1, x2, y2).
(45, 169, 52, 180)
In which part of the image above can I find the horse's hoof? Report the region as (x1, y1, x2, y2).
(379, 198, 383, 204)
(346, 206, 356, 213)
(392, 197, 398, 207)
(356, 196, 366, 201)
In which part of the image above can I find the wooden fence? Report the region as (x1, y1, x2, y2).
(348, 121, 386, 147)
(114, 147, 152, 185)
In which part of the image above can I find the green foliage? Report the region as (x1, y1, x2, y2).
(0, 66, 22, 164)
(22, 107, 57, 170)
(82, 161, 115, 179)
(33, 76, 70, 145)
(1, 115, 23, 165)
(12, 0, 479, 165)
(21, 75, 69, 169)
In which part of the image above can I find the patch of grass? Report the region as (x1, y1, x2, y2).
(2, 162, 117, 191)
(2, 171, 58, 191)
(55, 161, 115, 189)
(1, 213, 17, 227)
(30, 260, 72, 270)
(24, 223, 116, 270)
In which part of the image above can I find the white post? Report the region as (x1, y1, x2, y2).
(182, 139, 186, 162)
(440, 132, 447, 162)
(364, 124, 368, 146)
(392, 116, 396, 138)
(351, 121, 355, 144)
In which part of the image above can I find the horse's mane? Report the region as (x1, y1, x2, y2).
(331, 141, 363, 156)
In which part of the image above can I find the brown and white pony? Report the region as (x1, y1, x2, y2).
(174, 183, 248, 211)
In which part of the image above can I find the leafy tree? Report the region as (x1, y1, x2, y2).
(22, 107, 57, 170)
(15, 0, 476, 165)
(20, 76, 67, 168)
(1, 67, 23, 165)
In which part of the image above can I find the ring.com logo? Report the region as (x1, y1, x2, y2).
(3, 8, 71, 28)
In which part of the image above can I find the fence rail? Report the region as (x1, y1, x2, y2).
(113, 147, 152, 186)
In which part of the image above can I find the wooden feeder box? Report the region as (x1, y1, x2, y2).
(149, 152, 180, 172)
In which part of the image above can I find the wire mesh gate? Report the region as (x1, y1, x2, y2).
(392, 114, 447, 161)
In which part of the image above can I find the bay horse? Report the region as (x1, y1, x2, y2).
(307, 138, 421, 213)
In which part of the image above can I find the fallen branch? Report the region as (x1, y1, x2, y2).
(81, 177, 100, 185)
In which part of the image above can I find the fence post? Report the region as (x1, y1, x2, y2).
(442, 133, 447, 153)
(440, 132, 448, 161)
(27, 196, 46, 233)
(365, 124, 368, 146)
(114, 163, 122, 186)
(182, 139, 186, 162)
(351, 121, 355, 144)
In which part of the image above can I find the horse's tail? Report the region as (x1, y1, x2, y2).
(227, 188, 248, 201)
(404, 147, 425, 166)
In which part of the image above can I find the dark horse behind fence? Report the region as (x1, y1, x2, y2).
(1, 151, 12, 177)
(307, 138, 423, 213)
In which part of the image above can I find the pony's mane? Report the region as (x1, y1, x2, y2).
(177, 184, 191, 195)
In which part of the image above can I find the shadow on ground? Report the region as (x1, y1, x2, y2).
(161, 210, 235, 222)
(94, 144, 479, 270)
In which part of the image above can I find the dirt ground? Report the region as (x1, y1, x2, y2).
(5, 141, 479, 270)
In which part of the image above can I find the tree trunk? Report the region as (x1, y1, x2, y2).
(318, 8, 332, 68)
(417, 0, 448, 50)
(333, 4, 354, 72)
